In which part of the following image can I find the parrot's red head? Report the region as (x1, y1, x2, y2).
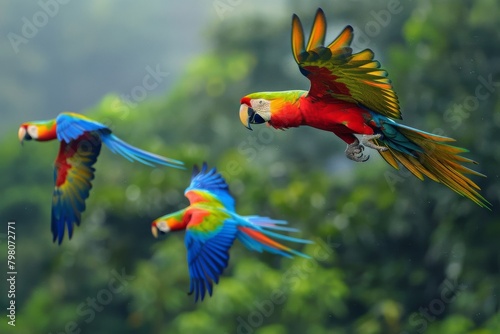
(151, 210, 188, 238)
(18, 119, 57, 144)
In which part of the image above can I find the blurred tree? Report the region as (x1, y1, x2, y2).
(0, 0, 498, 333)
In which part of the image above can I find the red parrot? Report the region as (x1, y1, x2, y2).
(239, 8, 489, 208)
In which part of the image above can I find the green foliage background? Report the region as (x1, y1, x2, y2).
(0, 0, 499, 333)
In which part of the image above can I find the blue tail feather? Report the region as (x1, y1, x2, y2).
(99, 132, 184, 169)
(370, 113, 424, 155)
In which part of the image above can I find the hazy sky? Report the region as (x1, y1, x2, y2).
(0, 0, 288, 138)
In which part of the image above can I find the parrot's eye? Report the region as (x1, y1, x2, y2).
(27, 125, 38, 139)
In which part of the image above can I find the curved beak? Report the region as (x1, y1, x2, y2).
(151, 224, 159, 238)
(239, 104, 267, 131)
(239, 104, 253, 130)
(18, 126, 27, 145)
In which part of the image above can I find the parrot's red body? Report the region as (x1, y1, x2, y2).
(264, 94, 376, 144)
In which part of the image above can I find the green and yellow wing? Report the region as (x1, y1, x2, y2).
(292, 8, 401, 119)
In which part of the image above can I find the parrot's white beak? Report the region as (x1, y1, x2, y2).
(18, 126, 27, 145)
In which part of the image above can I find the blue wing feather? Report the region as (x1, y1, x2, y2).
(52, 133, 101, 244)
(56, 112, 108, 143)
(56, 112, 184, 169)
(185, 163, 235, 209)
(185, 216, 238, 302)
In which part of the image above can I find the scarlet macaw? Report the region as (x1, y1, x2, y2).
(151, 163, 312, 301)
(239, 9, 489, 208)
(18, 112, 184, 244)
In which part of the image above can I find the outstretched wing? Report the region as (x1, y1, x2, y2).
(184, 163, 235, 210)
(292, 8, 401, 119)
(57, 112, 184, 169)
(56, 112, 109, 143)
(52, 132, 102, 244)
(184, 207, 238, 302)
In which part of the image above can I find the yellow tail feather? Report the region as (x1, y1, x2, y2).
(376, 128, 490, 208)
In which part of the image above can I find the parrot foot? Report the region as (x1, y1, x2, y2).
(345, 135, 388, 162)
(360, 134, 388, 152)
(345, 139, 370, 162)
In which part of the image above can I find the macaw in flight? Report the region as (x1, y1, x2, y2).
(151, 163, 312, 302)
(19, 112, 184, 244)
(239, 8, 489, 208)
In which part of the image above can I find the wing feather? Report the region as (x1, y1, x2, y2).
(291, 14, 305, 63)
(292, 8, 402, 119)
(306, 8, 326, 50)
(184, 163, 235, 210)
(56, 112, 108, 143)
(185, 208, 238, 302)
(52, 132, 101, 244)
(57, 112, 184, 169)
